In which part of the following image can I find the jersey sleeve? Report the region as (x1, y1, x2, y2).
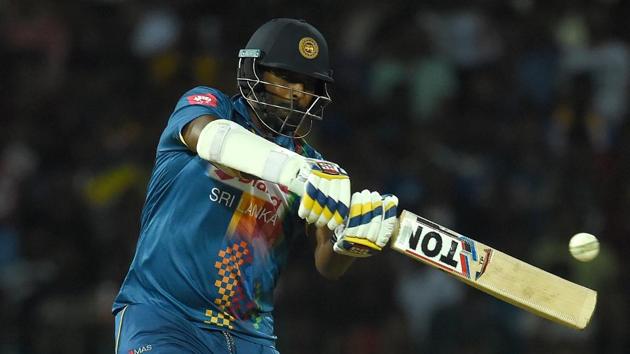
(296, 139, 324, 160)
(157, 87, 233, 152)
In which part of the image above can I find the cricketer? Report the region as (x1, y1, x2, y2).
(113, 18, 399, 354)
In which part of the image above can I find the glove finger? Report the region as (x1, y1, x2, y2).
(383, 195, 398, 221)
(307, 177, 328, 224)
(355, 189, 372, 237)
(298, 175, 319, 219)
(376, 195, 399, 247)
(345, 191, 364, 233)
(315, 179, 334, 228)
(365, 191, 383, 243)
(322, 180, 341, 230)
(334, 178, 351, 222)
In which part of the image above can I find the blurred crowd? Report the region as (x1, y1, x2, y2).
(1, 0, 629, 353)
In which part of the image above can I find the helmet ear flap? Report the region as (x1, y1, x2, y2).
(237, 57, 254, 89)
(238, 57, 266, 96)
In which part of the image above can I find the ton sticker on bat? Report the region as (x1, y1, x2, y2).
(408, 226, 462, 272)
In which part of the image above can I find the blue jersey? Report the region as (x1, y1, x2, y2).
(113, 87, 322, 346)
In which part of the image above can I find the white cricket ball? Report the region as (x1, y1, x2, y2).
(569, 233, 600, 262)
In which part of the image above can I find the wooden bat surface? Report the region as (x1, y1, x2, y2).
(390, 210, 597, 330)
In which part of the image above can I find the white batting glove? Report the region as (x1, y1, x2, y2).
(288, 159, 351, 230)
(332, 190, 399, 257)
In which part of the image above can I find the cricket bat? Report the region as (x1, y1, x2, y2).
(391, 210, 597, 330)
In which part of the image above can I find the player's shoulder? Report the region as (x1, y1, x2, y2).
(296, 139, 324, 159)
(175, 86, 233, 111)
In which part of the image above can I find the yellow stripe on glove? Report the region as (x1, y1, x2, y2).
(332, 190, 399, 257)
(297, 159, 351, 230)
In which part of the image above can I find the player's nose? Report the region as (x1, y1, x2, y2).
(288, 82, 306, 99)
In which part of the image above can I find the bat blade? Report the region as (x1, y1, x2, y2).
(390, 210, 597, 330)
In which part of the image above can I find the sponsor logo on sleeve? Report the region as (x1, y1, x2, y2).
(187, 93, 218, 107)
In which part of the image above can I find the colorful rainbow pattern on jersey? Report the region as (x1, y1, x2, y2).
(204, 170, 296, 331)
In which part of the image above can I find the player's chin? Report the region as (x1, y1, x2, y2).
(268, 108, 307, 128)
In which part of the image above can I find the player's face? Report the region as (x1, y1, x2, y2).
(261, 69, 317, 110)
(253, 68, 321, 135)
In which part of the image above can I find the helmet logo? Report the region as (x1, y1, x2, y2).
(298, 37, 319, 59)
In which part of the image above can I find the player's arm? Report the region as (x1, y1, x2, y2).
(181, 115, 351, 230)
(181, 115, 216, 152)
(310, 190, 399, 280)
(308, 224, 355, 280)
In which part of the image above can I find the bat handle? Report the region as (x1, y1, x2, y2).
(389, 214, 402, 246)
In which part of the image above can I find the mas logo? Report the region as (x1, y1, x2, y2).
(298, 37, 319, 59)
(128, 344, 152, 354)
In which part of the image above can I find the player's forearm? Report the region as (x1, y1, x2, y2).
(312, 226, 355, 280)
(188, 117, 306, 192)
(186, 116, 352, 232)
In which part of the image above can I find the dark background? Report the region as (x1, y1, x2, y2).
(1, 0, 629, 353)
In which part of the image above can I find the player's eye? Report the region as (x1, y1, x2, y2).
(271, 69, 291, 81)
(271, 70, 316, 92)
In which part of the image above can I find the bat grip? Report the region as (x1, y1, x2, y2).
(389, 214, 402, 244)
